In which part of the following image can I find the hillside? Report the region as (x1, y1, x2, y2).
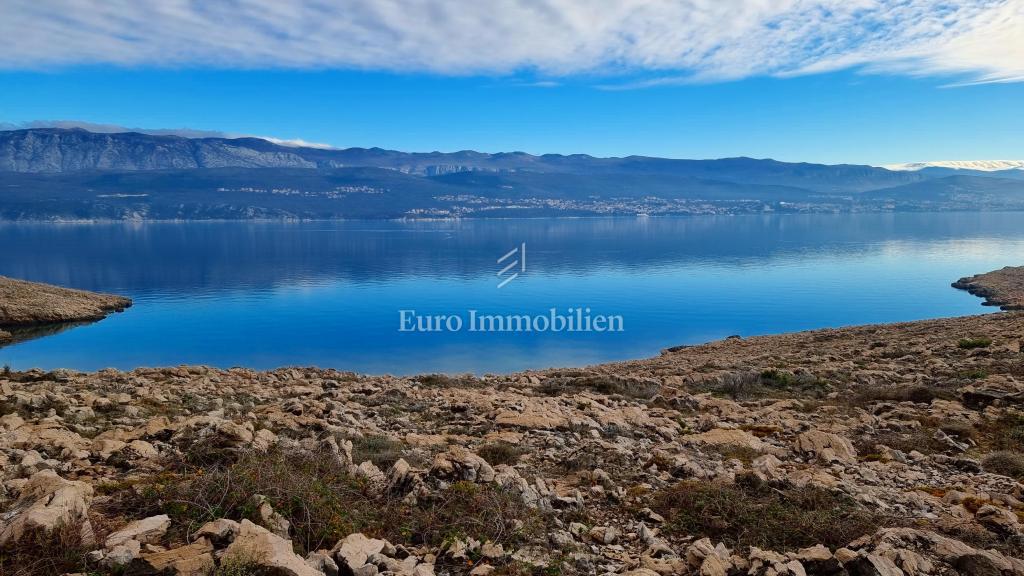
(2, 128, 1024, 220)
(863, 175, 1024, 210)
(0, 128, 924, 193)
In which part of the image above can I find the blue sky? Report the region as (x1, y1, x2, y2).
(2, 1, 1023, 165)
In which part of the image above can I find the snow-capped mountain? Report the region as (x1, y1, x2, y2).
(886, 160, 1024, 172)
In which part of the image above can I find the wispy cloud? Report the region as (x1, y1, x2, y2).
(0, 120, 336, 148)
(256, 136, 336, 149)
(1, 1, 1021, 85)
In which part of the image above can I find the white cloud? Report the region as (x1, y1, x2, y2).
(886, 160, 1024, 171)
(256, 136, 336, 149)
(0, 0, 1021, 84)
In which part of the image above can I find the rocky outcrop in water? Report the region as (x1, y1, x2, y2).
(954, 266, 1024, 310)
(0, 276, 131, 346)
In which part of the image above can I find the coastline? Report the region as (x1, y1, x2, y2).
(0, 276, 131, 347)
(1, 269, 1023, 574)
(953, 266, 1024, 311)
(0, 208, 1023, 224)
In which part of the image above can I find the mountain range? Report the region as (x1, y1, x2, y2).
(1, 128, 1022, 220)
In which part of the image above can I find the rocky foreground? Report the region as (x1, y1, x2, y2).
(1, 277, 1024, 575)
(0, 276, 131, 344)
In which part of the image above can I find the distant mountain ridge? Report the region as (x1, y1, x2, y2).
(1, 128, 1022, 220)
(0, 128, 925, 193)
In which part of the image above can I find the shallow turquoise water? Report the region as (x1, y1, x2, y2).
(1, 213, 1022, 374)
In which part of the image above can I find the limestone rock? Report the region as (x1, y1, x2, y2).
(332, 532, 388, 573)
(0, 469, 93, 546)
(191, 518, 241, 546)
(795, 431, 857, 464)
(429, 446, 496, 483)
(254, 494, 291, 538)
(222, 519, 321, 576)
(684, 428, 767, 451)
(105, 514, 171, 548)
(130, 537, 215, 575)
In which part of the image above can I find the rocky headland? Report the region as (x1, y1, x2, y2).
(954, 267, 1024, 311)
(0, 270, 1023, 575)
(0, 276, 131, 345)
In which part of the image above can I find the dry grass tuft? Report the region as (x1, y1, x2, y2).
(0, 523, 94, 576)
(982, 451, 1024, 480)
(98, 447, 544, 555)
(691, 369, 829, 400)
(477, 441, 528, 466)
(958, 337, 993, 349)
(851, 384, 956, 406)
(538, 374, 661, 400)
(651, 473, 887, 552)
(349, 434, 408, 470)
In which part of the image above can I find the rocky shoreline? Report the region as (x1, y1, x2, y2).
(0, 276, 131, 345)
(1, 270, 1023, 575)
(954, 267, 1024, 311)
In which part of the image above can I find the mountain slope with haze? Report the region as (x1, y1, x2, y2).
(1, 128, 1023, 220)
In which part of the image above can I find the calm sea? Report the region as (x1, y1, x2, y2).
(2, 213, 1022, 374)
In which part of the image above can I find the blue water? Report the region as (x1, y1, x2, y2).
(1, 213, 1022, 374)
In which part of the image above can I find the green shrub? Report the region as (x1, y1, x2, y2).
(975, 413, 1024, 452)
(215, 557, 262, 576)
(853, 428, 948, 456)
(477, 441, 528, 466)
(958, 337, 993, 349)
(651, 474, 886, 552)
(693, 370, 828, 400)
(416, 373, 483, 388)
(0, 523, 94, 576)
(983, 451, 1024, 479)
(99, 447, 543, 555)
(851, 385, 955, 406)
(538, 375, 660, 399)
(349, 434, 407, 469)
(959, 368, 990, 380)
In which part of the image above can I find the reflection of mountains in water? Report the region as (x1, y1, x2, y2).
(0, 321, 97, 349)
(1, 213, 1022, 294)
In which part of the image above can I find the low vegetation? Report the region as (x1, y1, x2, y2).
(982, 451, 1024, 480)
(349, 434, 408, 470)
(693, 369, 829, 400)
(0, 524, 94, 576)
(537, 374, 661, 400)
(651, 474, 888, 552)
(958, 337, 993, 349)
(99, 446, 544, 556)
(477, 441, 528, 466)
(851, 384, 956, 406)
